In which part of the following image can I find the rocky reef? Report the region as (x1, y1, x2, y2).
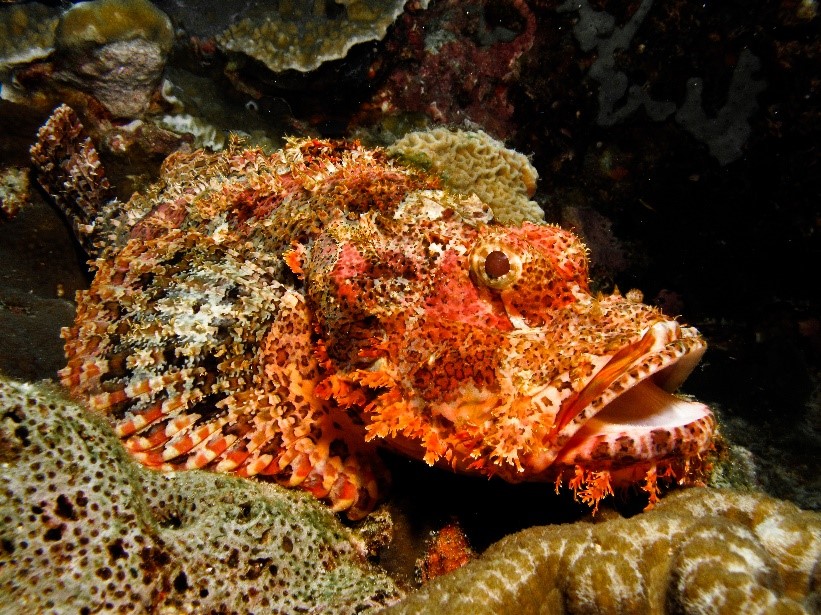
(0, 376, 400, 613)
(0, 0, 818, 612)
(4, 369, 818, 613)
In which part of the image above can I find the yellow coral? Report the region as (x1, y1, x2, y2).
(388, 127, 544, 225)
(0, 3, 60, 79)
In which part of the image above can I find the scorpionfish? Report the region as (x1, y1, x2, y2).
(32, 105, 715, 518)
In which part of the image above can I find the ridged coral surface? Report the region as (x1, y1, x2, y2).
(389, 127, 543, 225)
(385, 487, 821, 615)
(0, 376, 400, 614)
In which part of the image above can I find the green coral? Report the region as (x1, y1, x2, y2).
(386, 487, 821, 615)
(216, 0, 427, 73)
(0, 376, 400, 613)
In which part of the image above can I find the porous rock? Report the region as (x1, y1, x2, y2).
(389, 127, 543, 225)
(386, 487, 821, 615)
(0, 376, 400, 614)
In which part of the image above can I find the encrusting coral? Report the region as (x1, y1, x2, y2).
(216, 0, 428, 74)
(386, 487, 821, 615)
(388, 127, 543, 225)
(0, 376, 401, 614)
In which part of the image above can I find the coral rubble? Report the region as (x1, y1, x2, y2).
(0, 376, 400, 613)
(388, 127, 543, 225)
(386, 487, 821, 614)
(0, 166, 29, 220)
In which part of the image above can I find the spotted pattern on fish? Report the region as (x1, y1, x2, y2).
(32, 105, 716, 518)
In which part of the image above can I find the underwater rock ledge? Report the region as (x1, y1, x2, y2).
(0, 376, 400, 614)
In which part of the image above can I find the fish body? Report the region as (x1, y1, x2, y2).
(32, 106, 715, 518)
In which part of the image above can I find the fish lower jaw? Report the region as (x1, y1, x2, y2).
(552, 375, 716, 476)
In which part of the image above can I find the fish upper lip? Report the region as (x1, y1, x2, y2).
(549, 321, 707, 442)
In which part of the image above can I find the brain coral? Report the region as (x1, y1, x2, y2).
(0, 376, 400, 613)
(386, 487, 821, 615)
(388, 127, 543, 225)
(217, 0, 428, 73)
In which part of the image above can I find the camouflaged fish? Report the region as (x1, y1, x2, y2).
(32, 105, 715, 519)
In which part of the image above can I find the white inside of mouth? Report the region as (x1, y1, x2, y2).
(592, 376, 710, 431)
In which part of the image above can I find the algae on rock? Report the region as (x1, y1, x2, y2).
(0, 376, 400, 614)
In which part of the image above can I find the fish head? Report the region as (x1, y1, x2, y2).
(305, 188, 715, 491)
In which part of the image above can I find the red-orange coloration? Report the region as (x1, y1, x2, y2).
(417, 523, 475, 584)
(32, 105, 716, 518)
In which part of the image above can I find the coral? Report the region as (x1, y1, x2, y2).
(216, 0, 427, 74)
(558, 0, 766, 165)
(385, 487, 821, 614)
(0, 4, 60, 83)
(362, 0, 536, 139)
(388, 127, 543, 225)
(0, 166, 30, 220)
(0, 376, 401, 613)
(53, 0, 174, 117)
(55, 0, 173, 55)
(157, 113, 227, 151)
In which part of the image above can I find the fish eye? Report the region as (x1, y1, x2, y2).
(470, 242, 522, 290)
(484, 250, 510, 279)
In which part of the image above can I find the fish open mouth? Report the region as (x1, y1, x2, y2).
(550, 321, 714, 473)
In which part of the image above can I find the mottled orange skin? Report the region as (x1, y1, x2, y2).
(417, 524, 475, 584)
(33, 106, 715, 518)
